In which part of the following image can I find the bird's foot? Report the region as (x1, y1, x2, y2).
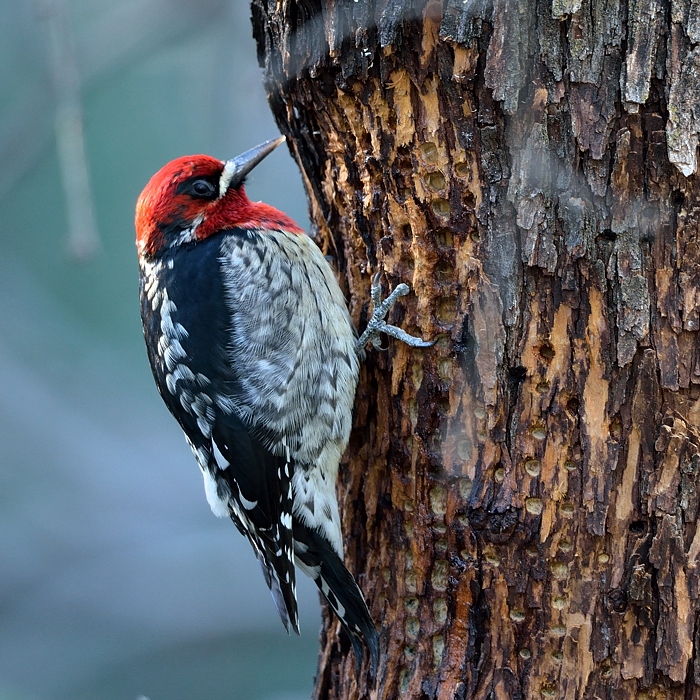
(355, 272, 434, 354)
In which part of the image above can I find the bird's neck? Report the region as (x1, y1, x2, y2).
(195, 187, 304, 241)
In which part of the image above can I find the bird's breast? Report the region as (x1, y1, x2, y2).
(140, 227, 360, 467)
(218, 228, 360, 464)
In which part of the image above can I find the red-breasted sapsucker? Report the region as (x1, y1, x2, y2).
(135, 137, 430, 674)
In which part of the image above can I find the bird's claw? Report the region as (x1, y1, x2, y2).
(355, 273, 434, 355)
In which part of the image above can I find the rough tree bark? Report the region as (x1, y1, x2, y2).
(251, 1, 700, 698)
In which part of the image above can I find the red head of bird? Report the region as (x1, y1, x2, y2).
(135, 136, 301, 258)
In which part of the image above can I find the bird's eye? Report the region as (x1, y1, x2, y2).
(190, 179, 217, 198)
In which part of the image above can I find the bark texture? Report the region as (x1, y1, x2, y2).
(251, 1, 700, 698)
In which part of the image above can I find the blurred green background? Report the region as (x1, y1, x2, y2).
(0, 1, 320, 698)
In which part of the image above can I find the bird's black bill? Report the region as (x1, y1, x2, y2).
(225, 136, 286, 191)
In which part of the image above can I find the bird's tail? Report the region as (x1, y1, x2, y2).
(253, 538, 299, 635)
(226, 493, 299, 635)
(294, 524, 379, 677)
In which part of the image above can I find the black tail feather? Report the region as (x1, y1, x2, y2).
(211, 420, 299, 634)
(294, 524, 378, 678)
(317, 562, 379, 678)
(226, 508, 299, 634)
(254, 546, 299, 635)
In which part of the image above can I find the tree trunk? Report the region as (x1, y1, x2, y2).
(251, 1, 700, 698)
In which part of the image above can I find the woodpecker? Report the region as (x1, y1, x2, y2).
(135, 136, 431, 674)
